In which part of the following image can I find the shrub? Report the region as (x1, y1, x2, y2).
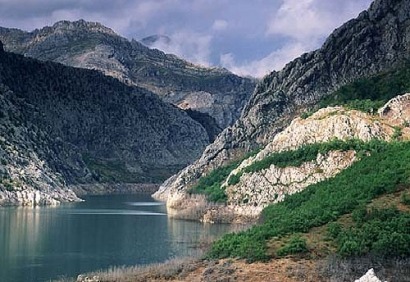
(327, 222, 343, 239)
(190, 149, 260, 203)
(276, 235, 308, 257)
(336, 208, 410, 257)
(401, 193, 410, 206)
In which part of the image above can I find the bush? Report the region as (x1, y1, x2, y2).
(190, 149, 260, 203)
(327, 222, 343, 239)
(227, 173, 241, 186)
(336, 208, 410, 257)
(276, 235, 308, 257)
(401, 193, 410, 206)
(319, 64, 410, 111)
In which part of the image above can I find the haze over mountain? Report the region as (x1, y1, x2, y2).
(0, 21, 256, 131)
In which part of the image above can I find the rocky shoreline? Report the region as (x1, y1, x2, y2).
(0, 183, 160, 207)
(0, 187, 81, 206)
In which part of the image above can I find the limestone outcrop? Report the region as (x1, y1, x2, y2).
(355, 269, 385, 282)
(158, 94, 410, 222)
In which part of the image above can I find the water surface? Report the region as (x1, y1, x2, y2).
(0, 194, 231, 282)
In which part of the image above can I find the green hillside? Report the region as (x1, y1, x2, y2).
(208, 140, 410, 261)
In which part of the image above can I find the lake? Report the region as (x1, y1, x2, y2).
(0, 194, 232, 282)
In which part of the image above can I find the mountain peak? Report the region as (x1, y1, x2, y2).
(50, 19, 117, 36)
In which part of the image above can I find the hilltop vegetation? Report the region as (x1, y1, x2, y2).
(318, 64, 410, 113)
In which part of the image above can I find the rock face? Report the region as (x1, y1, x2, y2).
(154, 0, 410, 202)
(225, 150, 357, 212)
(0, 48, 210, 206)
(0, 20, 256, 131)
(355, 269, 385, 282)
(221, 106, 404, 213)
(160, 95, 410, 221)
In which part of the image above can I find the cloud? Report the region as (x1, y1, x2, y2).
(266, 0, 371, 41)
(221, 41, 310, 78)
(212, 19, 228, 31)
(0, 0, 373, 78)
(220, 0, 372, 77)
(150, 31, 213, 67)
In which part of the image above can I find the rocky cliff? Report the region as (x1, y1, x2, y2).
(0, 47, 210, 205)
(0, 20, 256, 131)
(154, 0, 410, 203)
(161, 94, 410, 222)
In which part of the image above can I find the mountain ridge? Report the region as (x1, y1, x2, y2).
(0, 20, 256, 130)
(0, 46, 210, 205)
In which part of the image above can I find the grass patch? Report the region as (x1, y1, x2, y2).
(208, 141, 410, 262)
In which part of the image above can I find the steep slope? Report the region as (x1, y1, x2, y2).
(161, 94, 410, 223)
(0, 46, 209, 205)
(0, 20, 256, 131)
(154, 0, 410, 202)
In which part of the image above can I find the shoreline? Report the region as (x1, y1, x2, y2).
(70, 183, 160, 196)
(0, 183, 161, 207)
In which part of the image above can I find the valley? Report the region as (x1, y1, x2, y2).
(0, 0, 410, 281)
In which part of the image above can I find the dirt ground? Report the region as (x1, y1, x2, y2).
(172, 258, 325, 282)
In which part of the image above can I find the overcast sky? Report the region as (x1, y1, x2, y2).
(0, 0, 373, 78)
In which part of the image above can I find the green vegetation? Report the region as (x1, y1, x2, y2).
(189, 161, 239, 203)
(276, 235, 309, 257)
(402, 193, 410, 206)
(190, 150, 260, 203)
(335, 207, 410, 257)
(228, 139, 385, 186)
(319, 65, 410, 113)
(392, 126, 403, 141)
(300, 110, 315, 119)
(208, 141, 410, 262)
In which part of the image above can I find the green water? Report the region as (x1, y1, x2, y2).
(0, 194, 231, 282)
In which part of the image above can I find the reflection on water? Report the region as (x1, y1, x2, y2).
(0, 194, 232, 282)
(66, 209, 166, 216)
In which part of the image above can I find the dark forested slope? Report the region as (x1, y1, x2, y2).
(0, 44, 209, 199)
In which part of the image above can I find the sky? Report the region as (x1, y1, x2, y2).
(0, 0, 373, 78)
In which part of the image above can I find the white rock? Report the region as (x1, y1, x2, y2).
(355, 268, 386, 282)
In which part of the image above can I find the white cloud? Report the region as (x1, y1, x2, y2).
(220, 41, 310, 78)
(267, 0, 333, 41)
(151, 31, 213, 67)
(212, 19, 228, 31)
(221, 0, 372, 78)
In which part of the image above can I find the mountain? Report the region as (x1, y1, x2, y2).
(0, 45, 210, 205)
(0, 20, 256, 131)
(154, 0, 410, 203)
